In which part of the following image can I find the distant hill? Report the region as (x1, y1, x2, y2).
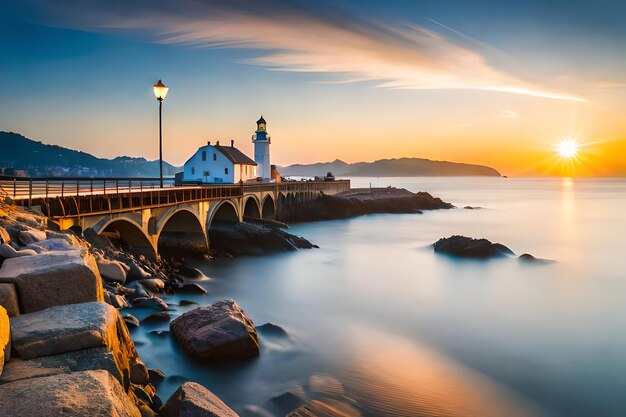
(0, 131, 180, 177)
(279, 158, 501, 177)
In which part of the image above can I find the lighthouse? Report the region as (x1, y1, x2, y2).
(252, 115, 271, 181)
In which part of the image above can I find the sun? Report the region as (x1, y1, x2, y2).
(556, 140, 579, 158)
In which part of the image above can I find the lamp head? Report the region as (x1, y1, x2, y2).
(153, 79, 169, 101)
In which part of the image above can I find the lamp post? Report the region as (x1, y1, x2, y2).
(153, 80, 169, 188)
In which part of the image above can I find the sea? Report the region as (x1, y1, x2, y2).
(129, 177, 626, 417)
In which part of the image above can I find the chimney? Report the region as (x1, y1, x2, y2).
(207, 140, 211, 146)
(216, 140, 220, 145)
(231, 139, 235, 147)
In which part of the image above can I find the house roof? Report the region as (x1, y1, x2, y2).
(214, 144, 257, 166)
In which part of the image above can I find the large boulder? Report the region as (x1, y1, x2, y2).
(0, 306, 9, 376)
(0, 346, 121, 385)
(0, 370, 141, 417)
(0, 250, 104, 313)
(161, 381, 239, 417)
(433, 235, 515, 259)
(170, 300, 259, 361)
(10, 301, 141, 391)
(0, 283, 19, 316)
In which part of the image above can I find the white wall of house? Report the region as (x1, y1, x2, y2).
(183, 144, 257, 184)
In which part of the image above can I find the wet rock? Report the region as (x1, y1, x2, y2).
(105, 291, 131, 309)
(257, 323, 288, 338)
(0, 226, 9, 244)
(126, 281, 153, 300)
(125, 314, 141, 328)
(0, 243, 37, 259)
(133, 296, 168, 311)
(142, 311, 171, 323)
(0, 346, 122, 385)
(130, 359, 151, 385)
(161, 381, 239, 417)
(10, 301, 140, 391)
(139, 278, 165, 293)
(518, 253, 555, 264)
(98, 258, 129, 284)
(25, 238, 76, 253)
(148, 368, 165, 384)
(0, 282, 19, 316)
(0, 305, 9, 375)
(209, 221, 317, 257)
(268, 388, 307, 415)
(170, 299, 259, 361)
(17, 229, 46, 245)
(433, 235, 515, 259)
(0, 251, 104, 313)
(0, 370, 141, 417)
(179, 300, 199, 307)
(176, 265, 206, 280)
(177, 283, 207, 294)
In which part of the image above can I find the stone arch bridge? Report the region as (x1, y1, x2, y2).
(1, 178, 350, 259)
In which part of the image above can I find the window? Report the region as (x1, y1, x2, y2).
(224, 167, 229, 175)
(202, 151, 206, 161)
(213, 153, 217, 161)
(203, 171, 209, 177)
(191, 167, 195, 175)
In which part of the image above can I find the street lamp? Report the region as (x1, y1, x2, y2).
(153, 79, 169, 187)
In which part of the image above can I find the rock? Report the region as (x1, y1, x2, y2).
(105, 291, 132, 309)
(142, 311, 170, 323)
(268, 388, 307, 415)
(10, 301, 140, 391)
(125, 314, 141, 328)
(0, 283, 19, 316)
(0, 306, 9, 375)
(170, 299, 259, 361)
(130, 359, 151, 385)
(127, 281, 153, 300)
(433, 235, 515, 259)
(98, 258, 128, 284)
(0, 251, 104, 313)
(133, 296, 168, 311)
(148, 368, 165, 384)
(518, 253, 555, 264)
(17, 229, 47, 245)
(0, 346, 122, 385)
(176, 265, 206, 280)
(179, 300, 199, 307)
(209, 221, 317, 257)
(24, 238, 76, 253)
(288, 399, 360, 417)
(0, 243, 37, 259)
(0, 370, 141, 417)
(161, 381, 239, 417)
(0, 226, 9, 244)
(256, 323, 288, 338)
(139, 278, 165, 293)
(177, 283, 207, 294)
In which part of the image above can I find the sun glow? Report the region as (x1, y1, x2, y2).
(556, 140, 579, 158)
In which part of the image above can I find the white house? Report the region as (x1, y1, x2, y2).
(183, 140, 257, 184)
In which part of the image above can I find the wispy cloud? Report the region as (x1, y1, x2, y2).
(500, 110, 520, 119)
(33, 0, 587, 102)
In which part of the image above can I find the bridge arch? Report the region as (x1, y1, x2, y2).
(157, 208, 208, 258)
(99, 218, 156, 260)
(261, 195, 276, 220)
(243, 195, 261, 219)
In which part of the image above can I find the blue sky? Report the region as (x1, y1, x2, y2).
(1, 0, 625, 175)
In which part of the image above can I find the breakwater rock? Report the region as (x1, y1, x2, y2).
(279, 187, 453, 222)
(433, 235, 553, 262)
(209, 221, 317, 257)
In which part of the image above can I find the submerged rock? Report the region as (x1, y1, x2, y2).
(256, 323, 289, 338)
(209, 221, 317, 257)
(433, 235, 515, 259)
(170, 299, 259, 361)
(142, 311, 170, 323)
(518, 253, 555, 264)
(161, 381, 239, 417)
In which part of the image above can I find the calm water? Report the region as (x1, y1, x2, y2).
(130, 177, 626, 417)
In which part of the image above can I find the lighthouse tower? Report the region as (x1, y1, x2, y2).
(252, 115, 271, 181)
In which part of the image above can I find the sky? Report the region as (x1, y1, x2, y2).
(1, 0, 625, 177)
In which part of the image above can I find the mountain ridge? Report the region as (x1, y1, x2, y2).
(279, 157, 501, 177)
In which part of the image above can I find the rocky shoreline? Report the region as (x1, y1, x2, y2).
(0, 187, 455, 416)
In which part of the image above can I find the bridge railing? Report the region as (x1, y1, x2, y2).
(0, 176, 176, 202)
